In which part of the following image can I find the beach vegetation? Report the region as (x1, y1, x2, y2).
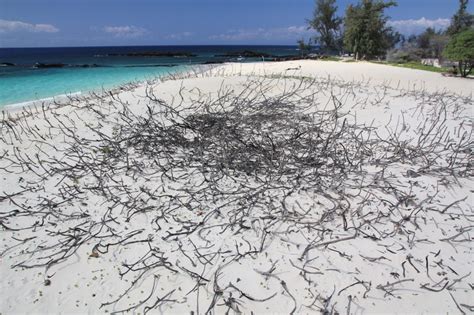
(308, 0, 343, 53)
(383, 0, 472, 70)
(386, 28, 449, 63)
(379, 61, 449, 73)
(446, 0, 474, 36)
(297, 38, 313, 56)
(343, 0, 400, 60)
(415, 28, 450, 59)
(386, 49, 422, 63)
(443, 29, 474, 77)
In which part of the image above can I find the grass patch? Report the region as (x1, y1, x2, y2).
(374, 61, 449, 73)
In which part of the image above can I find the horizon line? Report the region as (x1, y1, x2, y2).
(0, 44, 301, 49)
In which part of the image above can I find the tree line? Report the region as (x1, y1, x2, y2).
(305, 0, 473, 76)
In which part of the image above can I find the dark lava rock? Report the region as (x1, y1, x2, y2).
(124, 64, 178, 68)
(34, 63, 67, 68)
(270, 55, 319, 62)
(108, 52, 197, 58)
(76, 64, 102, 68)
(215, 50, 272, 58)
(202, 60, 226, 65)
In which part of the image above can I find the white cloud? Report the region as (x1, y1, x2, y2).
(165, 31, 193, 40)
(103, 25, 147, 38)
(209, 19, 450, 42)
(388, 17, 450, 35)
(209, 26, 313, 42)
(0, 19, 59, 33)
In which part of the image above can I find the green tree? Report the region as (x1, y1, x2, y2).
(446, 0, 474, 35)
(308, 0, 343, 53)
(417, 28, 449, 59)
(417, 28, 436, 50)
(343, 0, 400, 60)
(443, 29, 474, 77)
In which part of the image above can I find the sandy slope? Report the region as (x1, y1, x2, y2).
(0, 60, 473, 314)
(217, 60, 473, 95)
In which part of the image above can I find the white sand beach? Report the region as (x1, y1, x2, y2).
(1, 60, 473, 314)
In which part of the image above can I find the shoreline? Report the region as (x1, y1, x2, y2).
(2, 92, 83, 113)
(0, 64, 216, 114)
(2, 59, 472, 114)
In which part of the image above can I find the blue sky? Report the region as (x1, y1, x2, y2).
(0, 0, 472, 47)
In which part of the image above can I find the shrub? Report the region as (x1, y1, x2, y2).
(443, 29, 474, 77)
(386, 48, 423, 63)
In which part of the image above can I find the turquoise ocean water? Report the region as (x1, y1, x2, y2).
(0, 65, 186, 106)
(0, 46, 298, 108)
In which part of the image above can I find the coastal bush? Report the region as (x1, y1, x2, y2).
(414, 28, 449, 59)
(443, 29, 474, 77)
(386, 48, 423, 63)
(297, 38, 312, 56)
